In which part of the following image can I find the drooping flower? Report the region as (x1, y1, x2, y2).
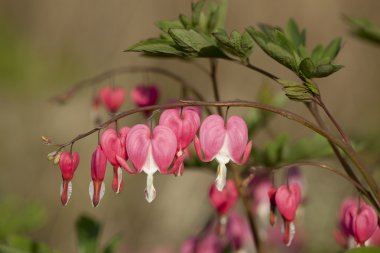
(269, 183, 302, 246)
(100, 127, 130, 193)
(159, 107, 200, 176)
(194, 115, 252, 191)
(226, 212, 252, 251)
(209, 180, 238, 216)
(89, 145, 107, 207)
(131, 84, 159, 116)
(100, 86, 126, 113)
(341, 199, 378, 247)
(124, 124, 177, 202)
(58, 151, 79, 206)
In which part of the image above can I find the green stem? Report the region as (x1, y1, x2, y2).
(209, 59, 223, 116)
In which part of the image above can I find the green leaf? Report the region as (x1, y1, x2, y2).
(286, 18, 306, 48)
(344, 15, 380, 44)
(246, 27, 298, 71)
(213, 0, 228, 31)
(102, 236, 121, 253)
(76, 215, 101, 253)
(261, 135, 289, 166)
(313, 64, 344, 78)
(168, 29, 227, 57)
(345, 247, 380, 253)
(179, 14, 192, 29)
(322, 37, 342, 62)
(311, 44, 325, 65)
(155, 20, 183, 33)
(299, 57, 315, 78)
(126, 39, 186, 57)
(191, 0, 206, 27)
(213, 30, 253, 61)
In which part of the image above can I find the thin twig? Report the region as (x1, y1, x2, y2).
(209, 59, 223, 116)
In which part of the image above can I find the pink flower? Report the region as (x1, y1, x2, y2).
(209, 180, 238, 215)
(269, 183, 302, 246)
(89, 145, 107, 207)
(58, 151, 79, 206)
(226, 212, 251, 250)
(180, 237, 197, 253)
(100, 127, 130, 194)
(194, 115, 252, 191)
(344, 201, 378, 247)
(124, 124, 177, 202)
(197, 233, 222, 253)
(100, 86, 126, 113)
(131, 84, 159, 114)
(159, 107, 200, 176)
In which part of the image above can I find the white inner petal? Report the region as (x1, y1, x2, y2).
(60, 181, 72, 206)
(116, 167, 122, 193)
(142, 146, 159, 175)
(215, 136, 231, 165)
(99, 182, 105, 204)
(215, 163, 227, 191)
(89, 181, 94, 207)
(281, 221, 296, 247)
(145, 173, 157, 203)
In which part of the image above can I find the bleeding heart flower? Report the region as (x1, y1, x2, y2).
(100, 127, 130, 194)
(124, 124, 177, 202)
(58, 151, 79, 206)
(268, 186, 277, 226)
(131, 84, 159, 115)
(159, 107, 200, 176)
(100, 86, 126, 113)
(226, 212, 251, 250)
(180, 237, 197, 253)
(345, 202, 378, 247)
(89, 145, 107, 207)
(270, 183, 302, 247)
(197, 233, 222, 253)
(194, 115, 252, 191)
(209, 180, 238, 215)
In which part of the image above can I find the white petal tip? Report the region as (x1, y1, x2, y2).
(215, 163, 227, 192)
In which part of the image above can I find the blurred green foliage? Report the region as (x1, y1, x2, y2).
(345, 15, 380, 45)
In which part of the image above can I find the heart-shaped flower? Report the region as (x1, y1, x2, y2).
(124, 124, 177, 202)
(209, 180, 238, 215)
(194, 115, 252, 191)
(100, 127, 130, 194)
(131, 84, 159, 112)
(100, 86, 126, 113)
(58, 151, 79, 206)
(226, 212, 251, 250)
(159, 107, 200, 176)
(89, 145, 107, 207)
(269, 183, 302, 247)
(345, 202, 378, 246)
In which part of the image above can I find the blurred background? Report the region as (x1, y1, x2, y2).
(1, 0, 380, 252)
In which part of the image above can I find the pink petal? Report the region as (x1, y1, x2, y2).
(209, 180, 238, 215)
(151, 125, 177, 173)
(91, 145, 107, 181)
(275, 184, 301, 221)
(131, 84, 159, 107)
(353, 204, 378, 245)
(126, 124, 151, 173)
(226, 116, 249, 163)
(112, 167, 123, 194)
(100, 128, 123, 167)
(100, 86, 126, 113)
(199, 114, 226, 161)
(59, 151, 80, 180)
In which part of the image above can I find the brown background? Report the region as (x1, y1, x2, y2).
(1, 0, 380, 252)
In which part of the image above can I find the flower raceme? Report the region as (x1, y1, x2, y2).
(159, 107, 200, 176)
(99, 86, 126, 113)
(122, 124, 177, 203)
(194, 115, 252, 191)
(58, 151, 79, 206)
(268, 183, 302, 247)
(100, 127, 130, 194)
(336, 198, 379, 248)
(89, 145, 107, 207)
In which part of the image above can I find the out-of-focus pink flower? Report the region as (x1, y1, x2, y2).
(194, 115, 252, 191)
(131, 84, 159, 113)
(226, 212, 251, 250)
(180, 237, 197, 253)
(266, 223, 303, 252)
(269, 183, 302, 246)
(288, 166, 305, 194)
(124, 124, 177, 202)
(89, 145, 107, 207)
(100, 86, 126, 113)
(58, 151, 79, 206)
(209, 180, 238, 215)
(159, 107, 200, 176)
(100, 127, 129, 193)
(197, 233, 222, 253)
(335, 197, 379, 248)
